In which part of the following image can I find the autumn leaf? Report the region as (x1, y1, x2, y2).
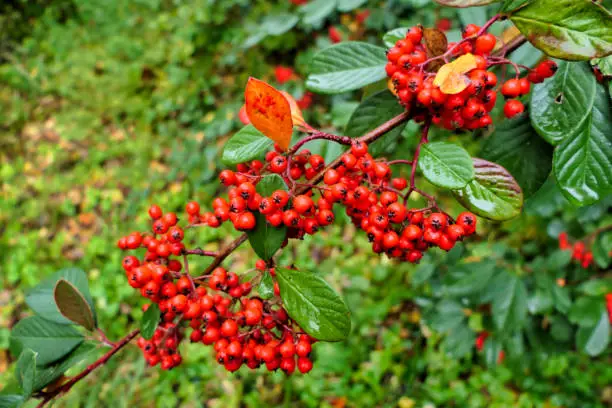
(433, 53, 478, 94)
(245, 78, 293, 150)
(423, 27, 448, 72)
(280, 91, 310, 131)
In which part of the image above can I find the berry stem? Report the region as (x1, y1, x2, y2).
(408, 119, 431, 194)
(387, 159, 413, 166)
(584, 224, 612, 244)
(183, 248, 218, 257)
(35, 329, 140, 408)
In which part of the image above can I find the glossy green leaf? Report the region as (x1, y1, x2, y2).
(491, 272, 528, 331)
(277, 267, 351, 341)
(383, 27, 408, 48)
(445, 263, 495, 297)
(443, 323, 475, 359)
(11, 316, 84, 366)
(500, 0, 532, 12)
(530, 61, 596, 145)
(258, 271, 275, 300)
(576, 312, 610, 356)
(412, 263, 435, 286)
(578, 278, 612, 296)
(344, 90, 407, 156)
(337, 0, 367, 12)
(591, 55, 612, 76)
(140, 303, 161, 340)
(419, 142, 474, 190)
(25, 268, 95, 326)
(261, 14, 299, 36)
(482, 114, 553, 197)
(33, 342, 96, 392)
(552, 284, 572, 314)
(430, 300, 466, 332)
(453, 158, 523, 221)
(568, 296, 605, 327)
(247, 175, 288, 260)
(553, 82, 612, 206)
(306, 42, 387, 94)
(300, 0, 337, 27)
(15, 349, 36, 398)
(54, 279, 96, 331)
(433, 0, 500, 7)
(0, 395, 24, 408)
(510, 0, 612, 60)
(222, 125, 274, 166)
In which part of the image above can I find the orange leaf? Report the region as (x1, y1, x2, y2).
(245, 77, 293, 151)
(280, 91, 308, 131)
(433, 53, 479, 95)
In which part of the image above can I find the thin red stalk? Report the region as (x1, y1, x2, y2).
(183, 248, 218, 257)
(36, 330, 140, 408)
(387, 159, 413, 166)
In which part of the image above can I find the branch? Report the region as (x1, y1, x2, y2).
(183, 248, 218, 257)
(36, 329, 140, 408)
(197, 233, 249, 277)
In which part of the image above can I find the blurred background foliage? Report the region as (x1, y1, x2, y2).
(1, 0, 611, 407)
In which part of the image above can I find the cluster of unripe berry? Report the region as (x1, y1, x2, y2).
(385, 24, 557, 130)
(119, 206, 315, 374)
(558, 232, 594, 269)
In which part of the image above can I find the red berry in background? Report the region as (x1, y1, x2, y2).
(475, 332, 488, 351)
(238, 105, 250, 125)
(356, 9, 370, 25)
(328, 26, 342, 43)
(274, 66, 294, 84)
(504, 99, 524, 118)
(606, 294, 612, 325)
(436, 18, 452, 32)
(290, 0, 308, 4)
(535, 60, 557, 78)
(297, 92, 313, 109)
(558, 232, 571, 250)
(185, 201, 200, 216)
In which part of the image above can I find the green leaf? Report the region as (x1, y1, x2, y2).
(54, 279, 96, 331)
(15, 349, 36, 398)
(443, 323, 475, 359)
(553, 82, 612, 206)
(510, 0, 612, 60)
(430, 300, 466, 332)
(445, 263, 495, 297)
(530, 61, 596, 146)
(578, 278, 612, 296)
(300, 0, 337, 27)
(453, 158, 523, 221)
(552, 284, 572, 314)
(276, 267, 351, 341)
(568, 296, 605, 327)
(11, 316, 84, 366)
(527, 289, 553, 314)
(222, 125, 274, 166)
(591, 55, 612, 77)
(25, 268, 96, 326)
(306, 42, 387, 94)
(33, 343, 96, 392)
(383, 27, 408, 48)
(500, 0, 532, 13)
(258, 272, 275, 300)
(491, 272, 528, 331)
(412, 263, 435, 286)
(247, 175, 288, 260)
(140, 303, 161, 340)
(0, 395, 24, 408)
(337, 0, 367, 12)
(433, 0, 500, 7)
(482, 114, 553, 197)
(262, 13, 299, 36)
(344, 90, 407, 156)
(576, 312, 610, 356)
(419, 142, 474, 190)
(484, 335, 503, 367)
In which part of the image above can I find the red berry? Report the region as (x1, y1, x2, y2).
(504, 99, 524, 118)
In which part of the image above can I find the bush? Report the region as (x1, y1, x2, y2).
(1, 0, 611, 407)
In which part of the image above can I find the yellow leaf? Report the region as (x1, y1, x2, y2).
(433, 53, 479, 94)
(244, 78, 293, 151)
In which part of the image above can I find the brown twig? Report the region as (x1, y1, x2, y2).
(36, 329, 140, 408)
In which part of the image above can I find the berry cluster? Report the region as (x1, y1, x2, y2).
(558, 232, 593, 269)
(385, 25, 557, 130)
(119, 206, 315, 374)
(195, 141, 476, 262)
